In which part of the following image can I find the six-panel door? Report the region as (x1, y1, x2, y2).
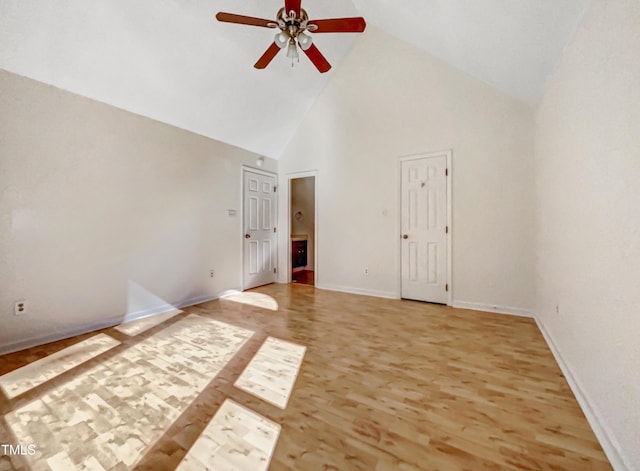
(243, 170, 277, 290)
(401, 156, 448, 303)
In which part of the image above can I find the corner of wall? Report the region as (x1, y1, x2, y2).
(534, 316, 630, 470)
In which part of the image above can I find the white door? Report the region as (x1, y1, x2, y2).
(401, 155, 448, 303)
(243, 170, 277, 290)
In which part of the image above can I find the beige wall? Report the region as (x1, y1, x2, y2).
(291, 177, 315, 271)
(0, 69, 276, 353)
(277, 26, 536, 312)
(535, 1, 640, 468)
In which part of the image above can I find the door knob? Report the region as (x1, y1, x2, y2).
(402, 234, 408, 239)
(245, 234, 251, 239)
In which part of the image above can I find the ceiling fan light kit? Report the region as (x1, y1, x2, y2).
(298, 32, 313, 51)
(286, 38, 300, 65)
(216, 0, 366, 73)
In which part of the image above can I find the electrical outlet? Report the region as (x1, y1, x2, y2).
(364, 267, 369, 275)
(209, 270, 215, 278)
(14, 300, 27, 316)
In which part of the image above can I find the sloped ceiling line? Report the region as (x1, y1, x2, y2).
(0, 0, 590, 158)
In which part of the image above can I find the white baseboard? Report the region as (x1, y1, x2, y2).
(176, 294, 218, 308)
(0, 294, 219, 356)
(535, 316, 629, 471)
(452, 300, 534, 318)
(315, 283, 398, 300)
(217, 289, 242, 298)
(0, 316, 126, 357)
(122, 304, 177, 323)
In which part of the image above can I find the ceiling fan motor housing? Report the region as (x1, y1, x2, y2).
(273, 8, 316, 50)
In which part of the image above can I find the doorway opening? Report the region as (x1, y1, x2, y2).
(290, 176, 316, 286)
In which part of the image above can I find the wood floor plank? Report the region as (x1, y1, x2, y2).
(0, 284, 612, 470)
(175, 399, 280, 471)
(114, 310, 182, 336)
(0, 334, 120, 399)
(234, 337, 306, 409)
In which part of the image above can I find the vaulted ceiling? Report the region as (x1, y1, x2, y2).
(0, 0, 590, 158)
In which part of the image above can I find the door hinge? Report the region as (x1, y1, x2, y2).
(446, 225, 449, 234)
(274, 185, 277, 193)
(446, 168, 449, 177)
(446, 283, 449, 292)
(273, 227, 276, 233)
(273, 267, 277, 274)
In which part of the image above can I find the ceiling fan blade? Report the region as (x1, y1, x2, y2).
(309, 17, 366, 33)
(284, 0, 302, 15)
(216, 12, 275, 28)
(254, 42, 282, 69)
(303, 44, 331, 73)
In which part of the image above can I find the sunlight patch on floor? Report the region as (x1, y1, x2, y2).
(114, 309, 183, 336)
(0, 334, 120, 400)
(222, 292, 279, 311)
(5, 315, 254, 470)
(234, 337, 306, 409)
(176, 399, 280, 471)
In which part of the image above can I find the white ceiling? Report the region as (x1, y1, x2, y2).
(354, 0, 591, 105)
(0, 0, 590, 159)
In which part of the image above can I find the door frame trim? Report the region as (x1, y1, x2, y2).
(398, 150, 452, 306)
(241, 165, 278, 291)
(285, 170, 318, 285)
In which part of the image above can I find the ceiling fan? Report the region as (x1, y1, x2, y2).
(216, 0, 366, 73)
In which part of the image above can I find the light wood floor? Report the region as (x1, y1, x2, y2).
(292, 270, 314, 286)
(0, 284, 611, 470)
